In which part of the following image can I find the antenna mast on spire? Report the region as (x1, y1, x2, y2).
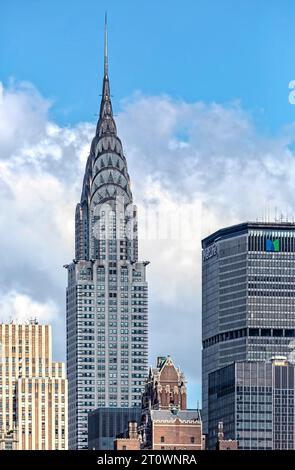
(104, 12, 108, 77)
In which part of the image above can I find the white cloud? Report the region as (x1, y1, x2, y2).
(117, 94, 295, 392)
(0, 291, 58, 324)
(1, 82, 295, 403)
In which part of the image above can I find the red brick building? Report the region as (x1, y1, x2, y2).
(114, 356, 203, 451)
(140, 356, 203, 450)
(114, 422, 141, 451)
(144, 409, 203, 450)
(216, 421, 238, 451)
(142, 356, 187, 411)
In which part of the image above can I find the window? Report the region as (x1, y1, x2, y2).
(122, 445, 126, 450)
(160, 436, 165, 443)
(191, 436, 195, 443)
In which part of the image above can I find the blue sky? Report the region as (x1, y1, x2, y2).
(2, 0, 295, 131)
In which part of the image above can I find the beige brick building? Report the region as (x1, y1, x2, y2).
(0, 322, 68, 450)
(0, 428, 18, 450)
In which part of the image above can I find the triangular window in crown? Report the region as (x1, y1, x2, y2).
(94, 192, 103, 203)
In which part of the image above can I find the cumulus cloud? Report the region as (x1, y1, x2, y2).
(117, 94, 295, 400)
(1, 81, 295, 403)
(0, 291, 58, 324)
(0, 81, 93, 359)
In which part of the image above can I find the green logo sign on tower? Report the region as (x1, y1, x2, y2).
(266, 239, 280, 252)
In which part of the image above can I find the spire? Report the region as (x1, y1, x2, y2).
(104, 12, 108, 77)
(96, 13, 117, 137)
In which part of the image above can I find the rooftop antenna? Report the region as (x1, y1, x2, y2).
(104, 11, 108, 77)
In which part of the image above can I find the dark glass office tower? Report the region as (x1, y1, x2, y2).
(208, 359, 295, 450)
(88, 407, 141, 450)
(202, 222, 295, 437)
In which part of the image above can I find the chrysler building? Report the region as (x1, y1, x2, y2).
(66, 18, 149, 449)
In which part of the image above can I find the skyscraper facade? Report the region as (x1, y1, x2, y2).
(88, 407, 141, 450)
(202, 221, 295, 436)
(66, 20, 148, 449)
(0, 322, 68, 450)
(208, 358, 295, 450)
